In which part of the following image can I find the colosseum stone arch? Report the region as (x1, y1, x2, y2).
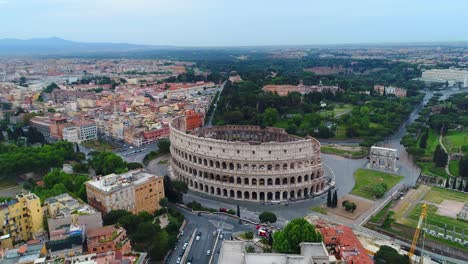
(169, 116, 330, 202)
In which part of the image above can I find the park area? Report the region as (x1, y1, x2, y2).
(351, 169, 403, 200)
(321, 144, 368, 158)
(443, 129, 468, 154)
(371, 185, 468, 250)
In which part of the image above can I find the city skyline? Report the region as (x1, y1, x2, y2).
(1, 0, 468, 46)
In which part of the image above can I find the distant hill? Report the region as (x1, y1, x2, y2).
(0, 37, 173, 56)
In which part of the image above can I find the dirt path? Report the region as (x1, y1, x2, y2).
(439, 133, 454, 177)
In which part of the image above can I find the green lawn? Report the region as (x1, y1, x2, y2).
(444, 130, 468, 153)
(311, 206, 328, 215)
(82, 139, 118, 151)
(417, 161, 450, 179)
(423, 186, 468, 204)
(449, 160, 460, 177)
(351, 169, 403, 200)
(320, 104, 352, 117)
(424, 129, 439, 156)
(408, 203, 467, 234)
(321, 146, 368, 157)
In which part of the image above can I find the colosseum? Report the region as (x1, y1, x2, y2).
(169, 116, 330, 202)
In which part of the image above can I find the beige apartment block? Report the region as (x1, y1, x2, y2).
(85, 170, 165, 215)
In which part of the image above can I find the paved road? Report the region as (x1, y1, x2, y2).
(166, 207, 253, 264)
(146, 154, 170, 177)
(206, 83, 225, 127)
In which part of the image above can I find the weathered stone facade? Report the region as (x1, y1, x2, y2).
(369, 146, 397, 171)
(169, 117, 328, 202)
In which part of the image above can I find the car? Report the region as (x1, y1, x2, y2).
(198, 232, 202, 236)
(176, 257, 181, 264)
(206, 250, 211, 256)
(219, 207, 227, 212)
(219, 234, 224, 240)
(183, 242, 188, 249)
(196, 235, 200, 241)
(180, 231, 184, 236)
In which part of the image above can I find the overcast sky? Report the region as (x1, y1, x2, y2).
(1, 0, 467, 46)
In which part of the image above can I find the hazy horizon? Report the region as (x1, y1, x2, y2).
(1, 0, 468, 47)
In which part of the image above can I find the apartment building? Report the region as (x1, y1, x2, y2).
(86, 225, 131, 255)
(29, 116, 51, 138)
(0, 193, 45, 249)
(85, 170, 165, 215)
(373, 85, 407, 98)
(72, 119, 98, 141)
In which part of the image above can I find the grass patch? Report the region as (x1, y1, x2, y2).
(448, 160, 460, 177)
(321, 146, 368, 157)
(444, 129, 468, 153)
(423, 186, 468, 204)
(319, 104, 352, 117)
(158, 159, 168, 165)
(0, 179, 17, 189)
(311, 207, 327, 215)
(424, 129, 439, 156)
(417, 161, 450, 179)
(408, 203, 467, 233)
(369, 201, 394, 224)
(82, 139, 118, 151)
(351, 169, 403, 200)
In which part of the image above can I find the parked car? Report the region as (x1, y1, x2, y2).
(219, 207, 227, 212)
(206, 250, 211, 256)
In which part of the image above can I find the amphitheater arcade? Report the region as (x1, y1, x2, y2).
(169, 116, 330, 202)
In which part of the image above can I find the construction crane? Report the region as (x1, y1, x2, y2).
(409, 203, 427, 264)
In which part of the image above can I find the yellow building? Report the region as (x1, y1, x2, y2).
(0, 193, 45, 249)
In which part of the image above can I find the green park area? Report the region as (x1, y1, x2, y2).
(444, 130, 468, 153)
(82, 139, 119, 151)
(423, 186, 468, 204)
(407, 204, 465, 233)
(351, 169, 403, 200)
(367, 185, 468, 250)
(319, 104, 353, 117)
(321, 145, 368, 158)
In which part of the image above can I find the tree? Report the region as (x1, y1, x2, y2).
(245, 245, 255, 253)
(127, 162, 143, 170)
(458, 178, 464, 191)
(332, 190, 338, 208)
(90, 151, 127, 175)
(259, 211, 277, 223)
(452, 177, 457, 189)
(445, 178, 450, 188)
(159, 197, 169, 208)
(343, 201, 357, 212)
(374, 245, 410, 264)
(237, 204, 240, 218)
(459, 157, 468, 178)
(163, 176, 187, 203)
(263, 107, 279, 126)
(157, 139, 171, 154)
(464, 180, 468, 192)
(103, 210, 131, 225)
(272, 218, 322, 254)
(433, 144, 448, 167)
(326, 189, 332, 207)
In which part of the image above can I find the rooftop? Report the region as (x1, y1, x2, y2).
(85, 169, 158, 194)
(218, 241, 329, 264)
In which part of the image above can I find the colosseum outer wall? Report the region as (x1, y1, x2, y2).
(169, 117, 329, 202)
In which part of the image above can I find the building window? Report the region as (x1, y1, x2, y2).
(149, 188, 152, 192)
